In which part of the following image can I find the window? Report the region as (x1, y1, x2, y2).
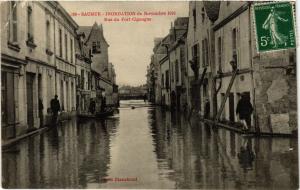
(81, 69, 84, 89)
(59, 29, 62, 57)
(9, 1, 18, 42)
(27, 6, 33, 41)
(193, 8, 196, 28)
(217, 37, 222, 72)
(201, 7, 205, 23)
(88, 72, 91, 90)
(161, 73, 164, 88)
(96, 41, 100, 49)
(232, 28, 237, 55)
(92, 42, 97, 53)
(202, 38, 209, 67)
(1, 72, 7, 125)
(65, 34, 68, 60)
(175, 60, 179, 82)
(165, 70, 169, 89)
(46, 21, 50, 49)
(192, 43, 200, 66)
(70, 38, 73, 63)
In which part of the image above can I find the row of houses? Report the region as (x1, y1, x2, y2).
(146, 1, 297, 135)
(1, 1, 118, 141)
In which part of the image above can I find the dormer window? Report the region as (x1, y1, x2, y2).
(92, 41, 101, 53)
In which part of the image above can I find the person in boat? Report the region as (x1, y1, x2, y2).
(50, 95, 60, 126)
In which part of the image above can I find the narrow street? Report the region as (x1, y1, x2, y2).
(2, 100, 298, 189)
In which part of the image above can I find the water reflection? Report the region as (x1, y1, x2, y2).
(2, 103, 298, 189)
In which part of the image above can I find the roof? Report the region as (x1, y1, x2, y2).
(78, 23, 109, 45)
(78, 26, 92, 38)
(203, 1, 221, 22)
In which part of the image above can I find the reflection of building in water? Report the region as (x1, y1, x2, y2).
(77, 120, 112, 188)
(150, 109, 298, 189)
(2, 118, 120, 188)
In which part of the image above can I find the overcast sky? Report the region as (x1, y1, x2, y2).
(60, 1, 189, 86)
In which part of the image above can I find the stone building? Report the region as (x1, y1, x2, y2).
(78, 23, 118, 108)
(1, 1, 77, 140)
(168, 17, 189, 110)
(75, 31, 92, 115)
(211, 2, 297, 134)
(152, 38, 167, 104)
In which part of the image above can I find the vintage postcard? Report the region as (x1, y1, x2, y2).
(1, 1, 298, 189)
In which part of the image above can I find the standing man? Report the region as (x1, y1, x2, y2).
(236, 93, 253, 131)
(39, 98, 44, 127)
(50, 95, 60, 126)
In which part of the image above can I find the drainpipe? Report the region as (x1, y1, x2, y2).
(53, 3, 58, 96)
(248, 3, 258, 133)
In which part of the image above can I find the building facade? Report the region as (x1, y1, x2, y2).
(75, 32, 92, 115)
(79, 23, 118, 108)
(1, 1, 78, 140)
(149, 1, 297, 135)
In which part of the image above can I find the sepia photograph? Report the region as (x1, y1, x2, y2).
(0, 0, 298, 189)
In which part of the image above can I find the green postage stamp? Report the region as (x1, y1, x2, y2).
(253, 2, 296, 52)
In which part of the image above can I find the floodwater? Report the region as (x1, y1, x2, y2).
(2, 100, 299, 189)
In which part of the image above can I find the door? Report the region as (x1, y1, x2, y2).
(27, 73, 34, 128)
(229, 93, 235, 122)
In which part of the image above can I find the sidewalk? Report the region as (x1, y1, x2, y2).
(200, 117, 296, 138)
(2, 127, 50, 149)
(2, 112, 76, 149)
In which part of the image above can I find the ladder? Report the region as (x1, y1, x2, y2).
(214, 69, 238, 122)
(188, 68, 207, 118)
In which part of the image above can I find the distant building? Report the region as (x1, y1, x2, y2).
(169, 17, 189, 110)
(75, 31, 92, 114)
(78, 23, 118, 107)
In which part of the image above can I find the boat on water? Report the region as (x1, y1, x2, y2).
(77, 108, 115, 119)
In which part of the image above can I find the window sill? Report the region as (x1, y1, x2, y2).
(7, 42, 21, 52)
(26, 40, 37, 49)
(46, 48, 53, 56)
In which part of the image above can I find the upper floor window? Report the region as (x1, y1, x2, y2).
(9, 1, 18, 43)
(65, 34, 68, 60)
(92, 41, 101, 53)
(217, 36, 222, 72)
(192, 43, 200, 66)
(175, 60, 179, 82)
(27, 6, 33, 42)
(70, 38, 73, 63)
(232, 28, 237, 56)
(59, 29, 62, 57)
(202, 38, 209, 67)
(165, 70, 169, 89)
(46, 21, 50, 49)
(201, 7, 205, 23)
(192, 8, 196, 28)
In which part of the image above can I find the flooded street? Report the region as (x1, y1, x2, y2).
(2, 100, 298, 189)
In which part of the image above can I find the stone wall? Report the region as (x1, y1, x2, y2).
(253, 51, 297, 134)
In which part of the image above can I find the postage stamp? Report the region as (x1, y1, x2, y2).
(253, 2, 296, 52)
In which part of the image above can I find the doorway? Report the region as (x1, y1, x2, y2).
(229, 93, 235, 122)
(26, 73, 34, 128)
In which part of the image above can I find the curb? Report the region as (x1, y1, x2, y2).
(2, 127, 50, 149)
(202, 118, 296, 138)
